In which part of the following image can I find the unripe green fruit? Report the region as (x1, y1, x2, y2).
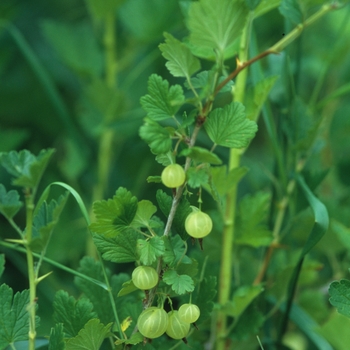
(161, 164, 186, 188)
(185, 210, 213, 238)
(166, 310, 190, 339)
(178, 303, 200, 323)
(137, 307, 169, 339)
(132, 266, 158, 290)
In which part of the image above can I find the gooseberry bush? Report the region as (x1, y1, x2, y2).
(1, 0, 350, 349)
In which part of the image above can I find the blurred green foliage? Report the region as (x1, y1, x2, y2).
(1, 0, 350, 348)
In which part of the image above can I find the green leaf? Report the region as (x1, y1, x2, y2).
(204, 102, 258, 148)
(74, 257, 114, 325)
(30, 192, 69, 252)
(185, 71, 234, 94)
(329, 280, 350, 319)
(155, 152, 173, 167)
(156, 190, 191, 240)
(279, 175, 329, 340)
(317, 313, 350, 350)
(254, 0, 281, 18)
(65, 319, 112, 350)
(193, 276, 217, 322)
(146, 176, 162, 184)
(186, 167, 210, 189)
(53, 290, 97, 338)
(187, 0, 249, 60)
(235, 192, 273, 247)
(162, 270, 194, 295)
(223, 284, 264, 318)
(140, 74, 184, 121)
(0, 184, 23, 220)
(159, 32, 200, 78)
(0, 149, 54, 189)
(139, 120, 172, 155)
(279, 0, 303, 25)
(41, 20, 103, 77)
(162, 234, 191, 266)
(297, 175, 329, 256)
(131, 200, 157, 229)
(115, 332, 143, 345)
(92, 231, 139, 263)
(117, 280, 138, 297)
(245, 76, 278, 122)
(245, 0, 262, 10)
(0, 284, 31, 348)
(0, 255, 5, 279)
(137, 236, 165, 265)
(85, 0, 122, 20)
(49, 323, 65, 350)
(208, 165, 248, 197)
(179, 146, 222, 165)
(176, 259, 199, 278)
(90, 187, 138, 236)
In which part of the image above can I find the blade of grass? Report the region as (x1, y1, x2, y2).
(277, 174, 329, 342)
(0, 241, 108, 290)
(35, 181, 90, 225)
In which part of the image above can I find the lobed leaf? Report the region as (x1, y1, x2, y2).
(204, 102, 258, 149)
(186, 167, 210, 189)
(329, 280, 350, 319)
(235, 192, 273, 247)
(0, 285, 33, 348)
(74, 257, 114, 325)
(53, 290, 97, 338)
(162, 234, 192, 266)
(140, 74, 184, 121)
(0, 184, 23, 220)
(159, 32, 200, 78)
(65, 319, 112, 350)
(92, 231, 139, 263)
(162, 270, 194, 295)
(139, 120, 172, 155)
(90, 187, 138, 236)
(131, 200, 158, 229)
(137, 236, 165, 265)
(0, 149, 54, 189)
(30, 192, 69, 252)
(49, 323, 65, 350)
(187, 0, 249, 60)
